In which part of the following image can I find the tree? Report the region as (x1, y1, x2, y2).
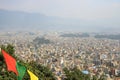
(63, 67, 107, 80)
(63, 67, 91, 80)
(25, 61, 56, 80)
(0, 44, 15, 56)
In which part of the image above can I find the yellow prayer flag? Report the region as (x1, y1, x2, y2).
(27, 70, 38, 80)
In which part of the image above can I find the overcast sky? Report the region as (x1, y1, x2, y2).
(0, 0, 120, 29)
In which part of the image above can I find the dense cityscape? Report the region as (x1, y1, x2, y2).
(0, 0, 120, 80)
(0, 31, 120, 80)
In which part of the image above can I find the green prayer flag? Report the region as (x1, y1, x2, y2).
(16, 62, 26, 80)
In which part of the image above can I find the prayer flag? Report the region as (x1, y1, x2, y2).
(1, 50, 18, 75)
(16, 62, 26, 80)
(27, 70, 38, 80)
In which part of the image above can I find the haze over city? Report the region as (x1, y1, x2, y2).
(0, 0, 120, 32)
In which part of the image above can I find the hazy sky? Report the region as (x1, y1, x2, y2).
(0, 0, 120, 29)
(0, 0, 120, 19)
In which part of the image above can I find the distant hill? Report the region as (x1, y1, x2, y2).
(0, 9, 50, 30)
(0, 9, 83, 31)
(0, 9, 96, 32)
(0, 9, 119, 32)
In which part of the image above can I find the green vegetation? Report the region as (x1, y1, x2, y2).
(33, 37, 51, 48)
(60, 33, 90, 38)
(63, 67, 106, 80)
(63, 67, 91, 80)
(1, 44, 15, 56)
(33, 37, 51, 44)
(17, 61, 56, 80)
(94, 34, 120, 40)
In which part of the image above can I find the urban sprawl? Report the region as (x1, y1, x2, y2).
(0, 31, 120, 80)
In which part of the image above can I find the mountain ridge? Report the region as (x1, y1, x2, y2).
(0, 9, 119, 32)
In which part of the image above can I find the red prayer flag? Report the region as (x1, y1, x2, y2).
(1, 50, 18, 75)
